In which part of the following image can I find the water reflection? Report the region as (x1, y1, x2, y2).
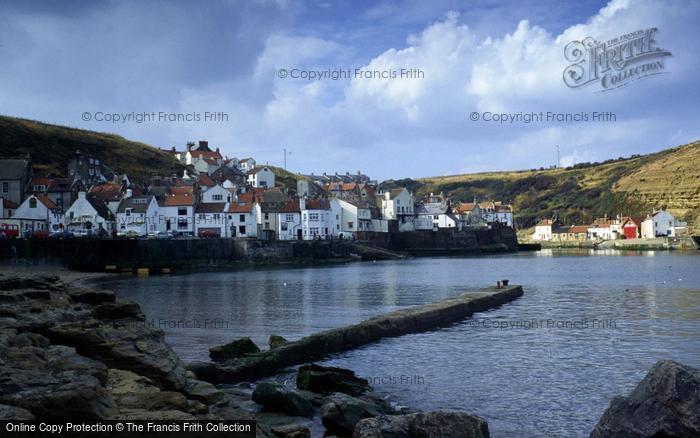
(102, 250, 700, 437)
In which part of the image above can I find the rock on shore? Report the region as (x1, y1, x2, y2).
(591, 360, 700, 437)
(0, 274, 247, 423)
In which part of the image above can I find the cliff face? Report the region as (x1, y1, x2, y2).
(613, 141, 700, 227)
(406, 140, 700, 231)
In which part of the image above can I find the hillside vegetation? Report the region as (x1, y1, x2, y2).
(386, 140, 700, 230)
(0, 115, 183, 181)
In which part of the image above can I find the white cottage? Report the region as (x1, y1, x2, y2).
(247, 166, 275, 188)
(115, 195, 160, 236)
(12, 194, 64, 234)
(64, 192, 114, 236)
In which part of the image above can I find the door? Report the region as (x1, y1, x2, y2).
(297, 229, 302, 240)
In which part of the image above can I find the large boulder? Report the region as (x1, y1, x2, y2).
(269, 335, 288, 350)
(297, 364, 369, 396)
(252, 382, 314, 418)
(210, 337, 261, 362)
(354, 410, 490, 438)
(320, 392, 384, 434)
(0, 344, 116, 419)
(591, 360, 700, 437)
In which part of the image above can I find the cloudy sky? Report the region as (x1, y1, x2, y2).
(1, 0, 698, 180)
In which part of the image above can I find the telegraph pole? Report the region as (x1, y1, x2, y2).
(556, 145, 560, 168)
(284, 148, 287, 170)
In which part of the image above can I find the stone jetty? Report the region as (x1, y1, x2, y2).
(190, 284, 524, 383)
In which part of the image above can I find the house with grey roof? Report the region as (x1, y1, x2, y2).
(0, 158, 32, 205)
(115, 195, 160, 236)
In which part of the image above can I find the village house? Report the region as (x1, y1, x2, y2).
(531, 219, 554, 241)
(159, 186, 196, 236)
(68, 150, 104, 185)
(621, 216, 645, 239)
(115, 193, 160, 236)
(414, 193, 458, 231)
(453, 202, 483, 228)
(88, 183, 124, 214)
(201, 184, 234, 203)
(479, 201, 514, 227)
(377, 188, 415, 232)
(0, 158, 32, 205)
(45, 177, 79, 212)
(586, 217, 623, 240)
(641, 209, 686, 238)
(183, 141, 223, 175)
(194, 202, 227, 237)
(64, 192, 114, 236)
(1, 198, 18, 219)
(11, 193, 64, 234)
(301, 198, 333, 240)
(277, 199, 302, 240)
(238, 158, 256, 173)
(247, 166, 276, 188)
(226, 201, 257, 238)
(332, 198, 372, 237)
(255, 191, 289, 239)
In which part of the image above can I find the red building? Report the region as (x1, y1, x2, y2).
(621, 216, 645, 239)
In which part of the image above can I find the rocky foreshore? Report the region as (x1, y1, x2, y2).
(0, 273, 492, 437)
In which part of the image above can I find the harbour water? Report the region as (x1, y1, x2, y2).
(101, 250, 700, 437)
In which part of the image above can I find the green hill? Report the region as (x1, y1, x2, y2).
(0, 115, 183, 181)
(383, 140, 700, 231)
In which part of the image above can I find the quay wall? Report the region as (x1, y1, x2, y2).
(356, 225, 518, 254)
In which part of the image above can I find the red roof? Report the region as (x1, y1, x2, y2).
(454, 202, 476, 213)
(2, 198, 19, 209)
(237, 193, 257, 203)
(88, 183, 122, 202)
(192, 150, 222, 160)
(279, 200, 301, 213)
(162, 186, 194, 206)
(621, 216, 645, 228)
(197, 174, 215, 187)
(228, 201, 254, 213)
(569, 225, 590, 234)
(196, 202, 226, 213)
(304, 199, 330, 210)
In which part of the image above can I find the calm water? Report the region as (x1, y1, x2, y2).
(101, 250, 700, 437)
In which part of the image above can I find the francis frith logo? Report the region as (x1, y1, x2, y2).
(563, 27, 672, 91)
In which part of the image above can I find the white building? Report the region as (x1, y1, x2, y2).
(238, 158, 256, 173)
(194, 202, 227, 237)
(301, 198, 333, 240)
(332, 199, 372, 237)
(12, 194, 64, 234)
(115, 195, 160, 236)
(201, 184, 234, 203)
(226, 201, 257, 238)
(64, 192, 114, 235)
(247, 166, 276, 188)
(531, 219, 553, 241)
(377, 188, 414, 232)
(414, 193, 457, 231)
(158, 187, 196, 236)
(479, 202, 514, 227)
(642, 210, 685, 238)
(277, 199, 302, 240)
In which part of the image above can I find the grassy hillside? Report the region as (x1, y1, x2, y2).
(0, 115, 183, 181)
(384, 140, 700, 231)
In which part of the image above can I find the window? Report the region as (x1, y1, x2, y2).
(29, 198, 37, 208)
(34, 185, 46, 192)
(1, 182, 7, 193)
(239, 225, 246, 234)
(125, 208, 132, 216)
(310, 227, 319, 235)
(212, 194, 223, 201)
(239, 214, 245, 222)
(213, 213, 220, 220)
(309, 213, 319, 221)
(286, 214, 294, 222)
(281, 223, 287, 231)
(348, 221, 354, 229)
(264, 213, 269, 220)
(178, 208, 187, 216)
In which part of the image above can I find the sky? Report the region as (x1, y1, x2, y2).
(0, 0, 699, 180)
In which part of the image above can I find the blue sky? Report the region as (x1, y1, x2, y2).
(1, 0, 698, 180)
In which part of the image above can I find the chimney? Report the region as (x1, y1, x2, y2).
(216, 147, 220, 154)
(126, 189, 133, 198)
(78, 191, 86, 200)
(300, 197, 306, 210)
(171, 146, 176, 152)
(199, 140, 208, 150)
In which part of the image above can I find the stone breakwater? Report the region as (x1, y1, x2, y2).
(189, 285, 524, 384)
